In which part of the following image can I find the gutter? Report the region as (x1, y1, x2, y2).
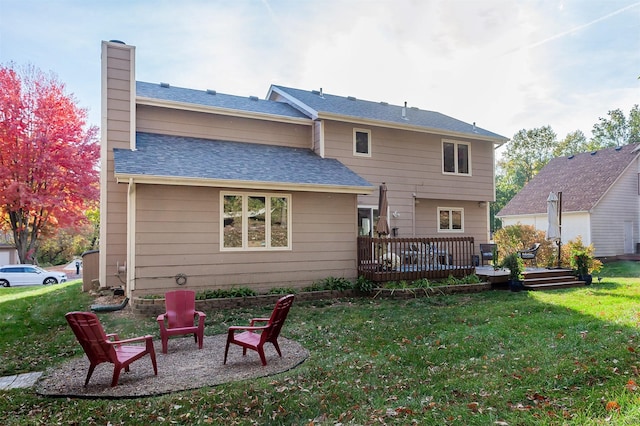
(115, 173, 375, 195)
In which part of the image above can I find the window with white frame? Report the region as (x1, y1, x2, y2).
(222, 193, 290, 250)
(353, 129, 371, 157)
(438, 207, 464, 232)
(442, 140, 471, 175)
(358, 206, 379, 236)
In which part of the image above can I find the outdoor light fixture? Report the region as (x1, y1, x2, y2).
(478, 201, 487, 208)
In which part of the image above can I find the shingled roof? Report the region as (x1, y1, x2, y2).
(268, 85, 508, 142)
(136, 81, 310, 121)
(135, 81, 507, 143)
(113, 133, 373, 193)
(497, 143, 640, 216)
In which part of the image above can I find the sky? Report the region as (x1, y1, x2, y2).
(1, 0, 639, 144)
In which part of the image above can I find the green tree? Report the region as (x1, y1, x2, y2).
(553, 130, 588, 157)
(491, 173, 519, 232)
(495, 106, 639, 232)
(494, 126, 557, 230)
(85, 206, 100, 250)
(590, 105, 640, 148)
(499, 126, 557, 188)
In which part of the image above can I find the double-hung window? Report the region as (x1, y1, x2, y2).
(353, 129, 371, 157)
(222, 193, 290, 250)
(442, 140, 471, 175)
(438, 207, 464, 232)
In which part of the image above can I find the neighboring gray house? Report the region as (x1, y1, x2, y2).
(497, 143, 640, 257)
(100, 40, 507, 298)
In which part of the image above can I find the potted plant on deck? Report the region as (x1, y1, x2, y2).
(570, 248, 601, 285)
(501, 253, 525, 292)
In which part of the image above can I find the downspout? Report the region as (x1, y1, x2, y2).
(317, 120, 325, 158)
(127, 178, 136, 296)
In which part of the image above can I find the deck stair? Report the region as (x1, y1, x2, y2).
(522, 268, 584, 290)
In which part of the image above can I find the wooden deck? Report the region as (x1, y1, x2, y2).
(476, 266, 586, 290)
(357, 236, 476, 282)
(356, 235, 589, 290)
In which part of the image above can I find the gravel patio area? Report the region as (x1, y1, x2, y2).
(35, 334, 309, 399)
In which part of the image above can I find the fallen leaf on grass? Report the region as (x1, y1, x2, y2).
(509, 403, 533, 411)
(527, 393, 548, 402)
(625, 379, 637, 392)
(605, 401, 620, 411)
(423, 402, 437, 411)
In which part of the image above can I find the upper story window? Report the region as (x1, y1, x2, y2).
(438, 207, 464, 232)
(442, 140, 471, 175)
(353, 129, 371, 157)
(222, 192, 291, 250)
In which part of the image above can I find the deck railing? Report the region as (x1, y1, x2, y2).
(357, 236, 476, 282)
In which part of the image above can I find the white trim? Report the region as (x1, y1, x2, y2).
(442, 139, 472, 176)
(353, 128, 372, 157)
(114, 174, 374, 195)
(316, 120, 325, 158)
(437, 206, 465, 233)
(220, 192, 292, 251)
(266, 86, 320, 120)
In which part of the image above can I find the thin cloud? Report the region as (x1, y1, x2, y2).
(504, 1, 640, 55)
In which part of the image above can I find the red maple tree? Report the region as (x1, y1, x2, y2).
(0, 64, 99, 264)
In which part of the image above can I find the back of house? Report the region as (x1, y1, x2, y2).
(100, 40, 507, 299)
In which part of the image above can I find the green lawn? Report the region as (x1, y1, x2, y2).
(1, 264, 640, 425)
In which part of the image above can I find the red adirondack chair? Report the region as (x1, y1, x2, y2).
(224, 294, 295, 366)
(157, 289, 206, 354)
(65, 311, 158, 387)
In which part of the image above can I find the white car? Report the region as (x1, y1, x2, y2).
(0, 265, 68, 287)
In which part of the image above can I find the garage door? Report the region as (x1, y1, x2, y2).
(0, 251, 9, 265)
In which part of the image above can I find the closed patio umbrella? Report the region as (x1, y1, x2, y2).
(547, 192, 562, 268)
(546, 192, 560, 241)
(375, 183, 390, 236)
